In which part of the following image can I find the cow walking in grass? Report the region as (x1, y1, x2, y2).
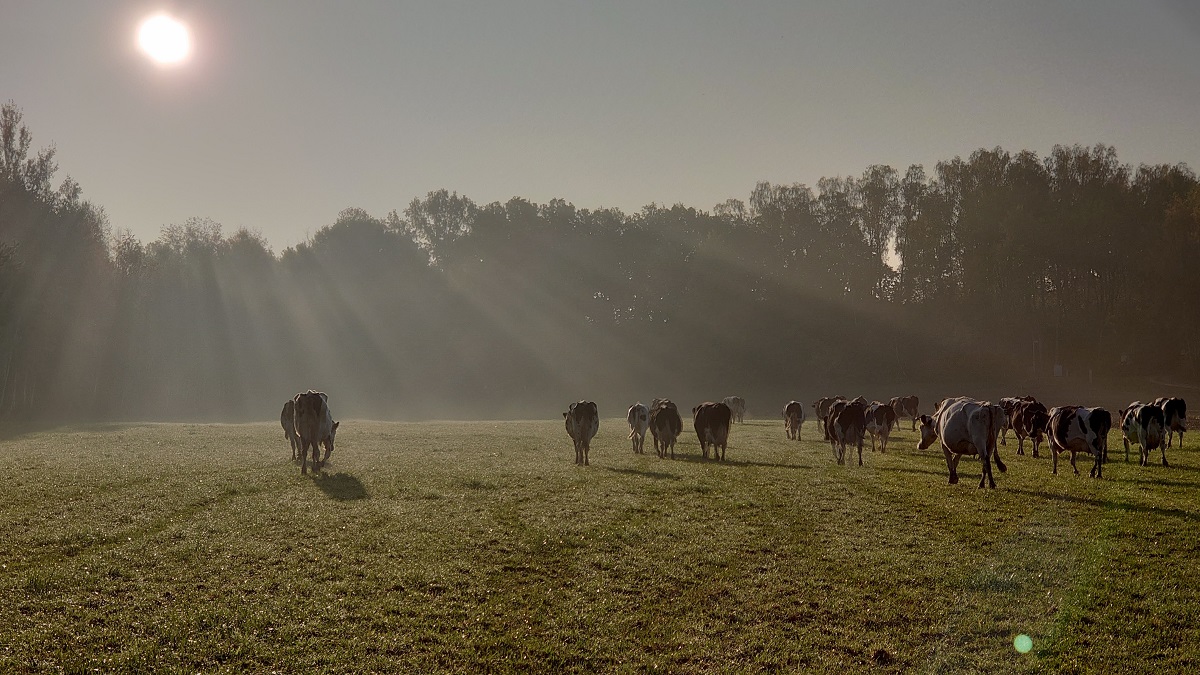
(864, 401, 897, 453)
(564, 400, 599, 466)
(917, 397, 1007, 487)
(722, 396, 747, 423)
(1046, 405, 1109, 478)
(889, 395, 920, 431)
(783, 401, 805, 440)
(293, 390, 339, 475)
(627, 402, 650, 454)
(827, 398, 867, 466)
(649, 398, 683, 459)
(281, 398, 299, 459)
(1120, 402, 1168, 467)
(1153, 397, 1187, 449)
(693, 402, 732, 461)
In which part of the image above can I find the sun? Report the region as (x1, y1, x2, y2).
(137, 14, 191, 65)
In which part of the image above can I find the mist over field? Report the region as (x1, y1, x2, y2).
(2, 103, 1199, 426)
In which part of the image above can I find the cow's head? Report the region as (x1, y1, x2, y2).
(917, 414, 937, 449)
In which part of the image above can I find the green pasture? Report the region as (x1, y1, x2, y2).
(1, 418, 1197, 673)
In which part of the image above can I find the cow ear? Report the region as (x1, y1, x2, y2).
(563, 412, 568, 418)
(332, 421, 340, 431)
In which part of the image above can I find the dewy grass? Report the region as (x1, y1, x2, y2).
(1, 418, 1197, 672)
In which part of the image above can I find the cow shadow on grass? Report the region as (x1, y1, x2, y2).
(671, 455, 813, 470)
(313, 472, 369, 501)
(1005, 487, 1200, 524)
(604, 466, 681, 481)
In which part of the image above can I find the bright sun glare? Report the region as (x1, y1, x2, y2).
(137, 14, 191, 65)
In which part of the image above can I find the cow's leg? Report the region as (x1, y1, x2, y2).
(1000, 428, 1007, 446)
(1160, 443, 1170, 467)
(1069, 450, 1080, 476)
(1090, 449, 1103, 478)
(943, 448, 959, 484)
(583, 441, 589, 466)
(857, 436, 864, 466)
(979, 452, 991, 488)
(311, 442, 321, 472)
(1124, 438, 1132, 463)
(321, 439, 332, 465)
(1016, 435, 1025, 456)
(300, 439, 309, 474)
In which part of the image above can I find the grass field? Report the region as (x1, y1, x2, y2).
(2, 416, 1198, 673)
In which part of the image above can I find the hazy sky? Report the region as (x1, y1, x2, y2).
(4, 1, 1198, 251)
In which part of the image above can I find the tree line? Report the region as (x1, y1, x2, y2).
(2, 102, 1198, 424)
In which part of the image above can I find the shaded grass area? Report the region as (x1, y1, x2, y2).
(1, 419, 1197, 672)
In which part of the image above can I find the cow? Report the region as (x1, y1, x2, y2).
(864, 401, 897, 453)
(693, 402, 732, 461)
(998, 396, 1037, 445)
(813, 396, 845, 440)
(563, 400, 599, 466)
(1120, 402, 1168, 467)
(782, 400, 805, 440)
(1045, 406, 1110, 478)
(722, 396, 747, 423)
(888, 395, 920, 431)
(916, 397, 1007, 487)
(292, 390, 339, 475)
(1009, 399, 1049, 457)
(627, 402, 650, 454)
(281, 398, 299, 459)
(649, 398, 683, 459)
(827, 398, 867, 466)
(1152, 397, 1187, 448)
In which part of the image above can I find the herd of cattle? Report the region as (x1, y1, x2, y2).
(272, 386, 1186, 488)
(562, 394, 1188, 488)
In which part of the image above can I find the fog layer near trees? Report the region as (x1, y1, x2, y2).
(2, 103, 1198, 424)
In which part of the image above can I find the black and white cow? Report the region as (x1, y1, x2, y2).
(722, 396, 747, 423)
(889, 395, 920, 431)
(827, 398, 867, 466)
(1120, 402, 1168, 467)
(1046, 406, 1110, 478)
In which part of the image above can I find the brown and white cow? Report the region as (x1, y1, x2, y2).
(888, 395, 920, 431)
(998, 396, 1037, 445)
(722, 396, 747, 423)
(563, 400, 599, 466)
(814, 396, 845, 440)
(1009, 399, 1049, 457)
(281, 398, 299, 459)
(1120, 402, 1168, 467)
(916, 397, 1007, 487)
(293, 390, 339, 475)
(649, 398, 683, 459)
(693, 402, 732, 461)
(864, 401, 897, 453)
(1152, 397, 1187, 448)
(1046, 406, 1110, 478)
(826, 398, 867, 466)
(627, 402, 650, 454)
(782, 400, 805, 440)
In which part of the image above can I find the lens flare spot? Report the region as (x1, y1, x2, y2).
(1014, 634, 1033, 654)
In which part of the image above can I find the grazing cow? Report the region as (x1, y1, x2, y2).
(782, 401, 805, 440)
(563, 400, 599, 466)
(998, 396, 1037, 445)
(649, 398, 683, 459)
(693, 402, 732, 461)
(1120, 402, 1168, 467)
(293, 390, 339, 475)
(864, 401, 897, 453)
(722, 396, 747, 423)
(281, 398, 299, 459)
(627, 402, 650, 454)
(827, 398, 867, 466)
(1045, 406, 1110, 478)
(1152, 397, 1187, 448)
(889, 395, 920, 431)
(814, 396, 845, 440)
(1009, 399, 1049, 457)
(916, 397, 1008, 487)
